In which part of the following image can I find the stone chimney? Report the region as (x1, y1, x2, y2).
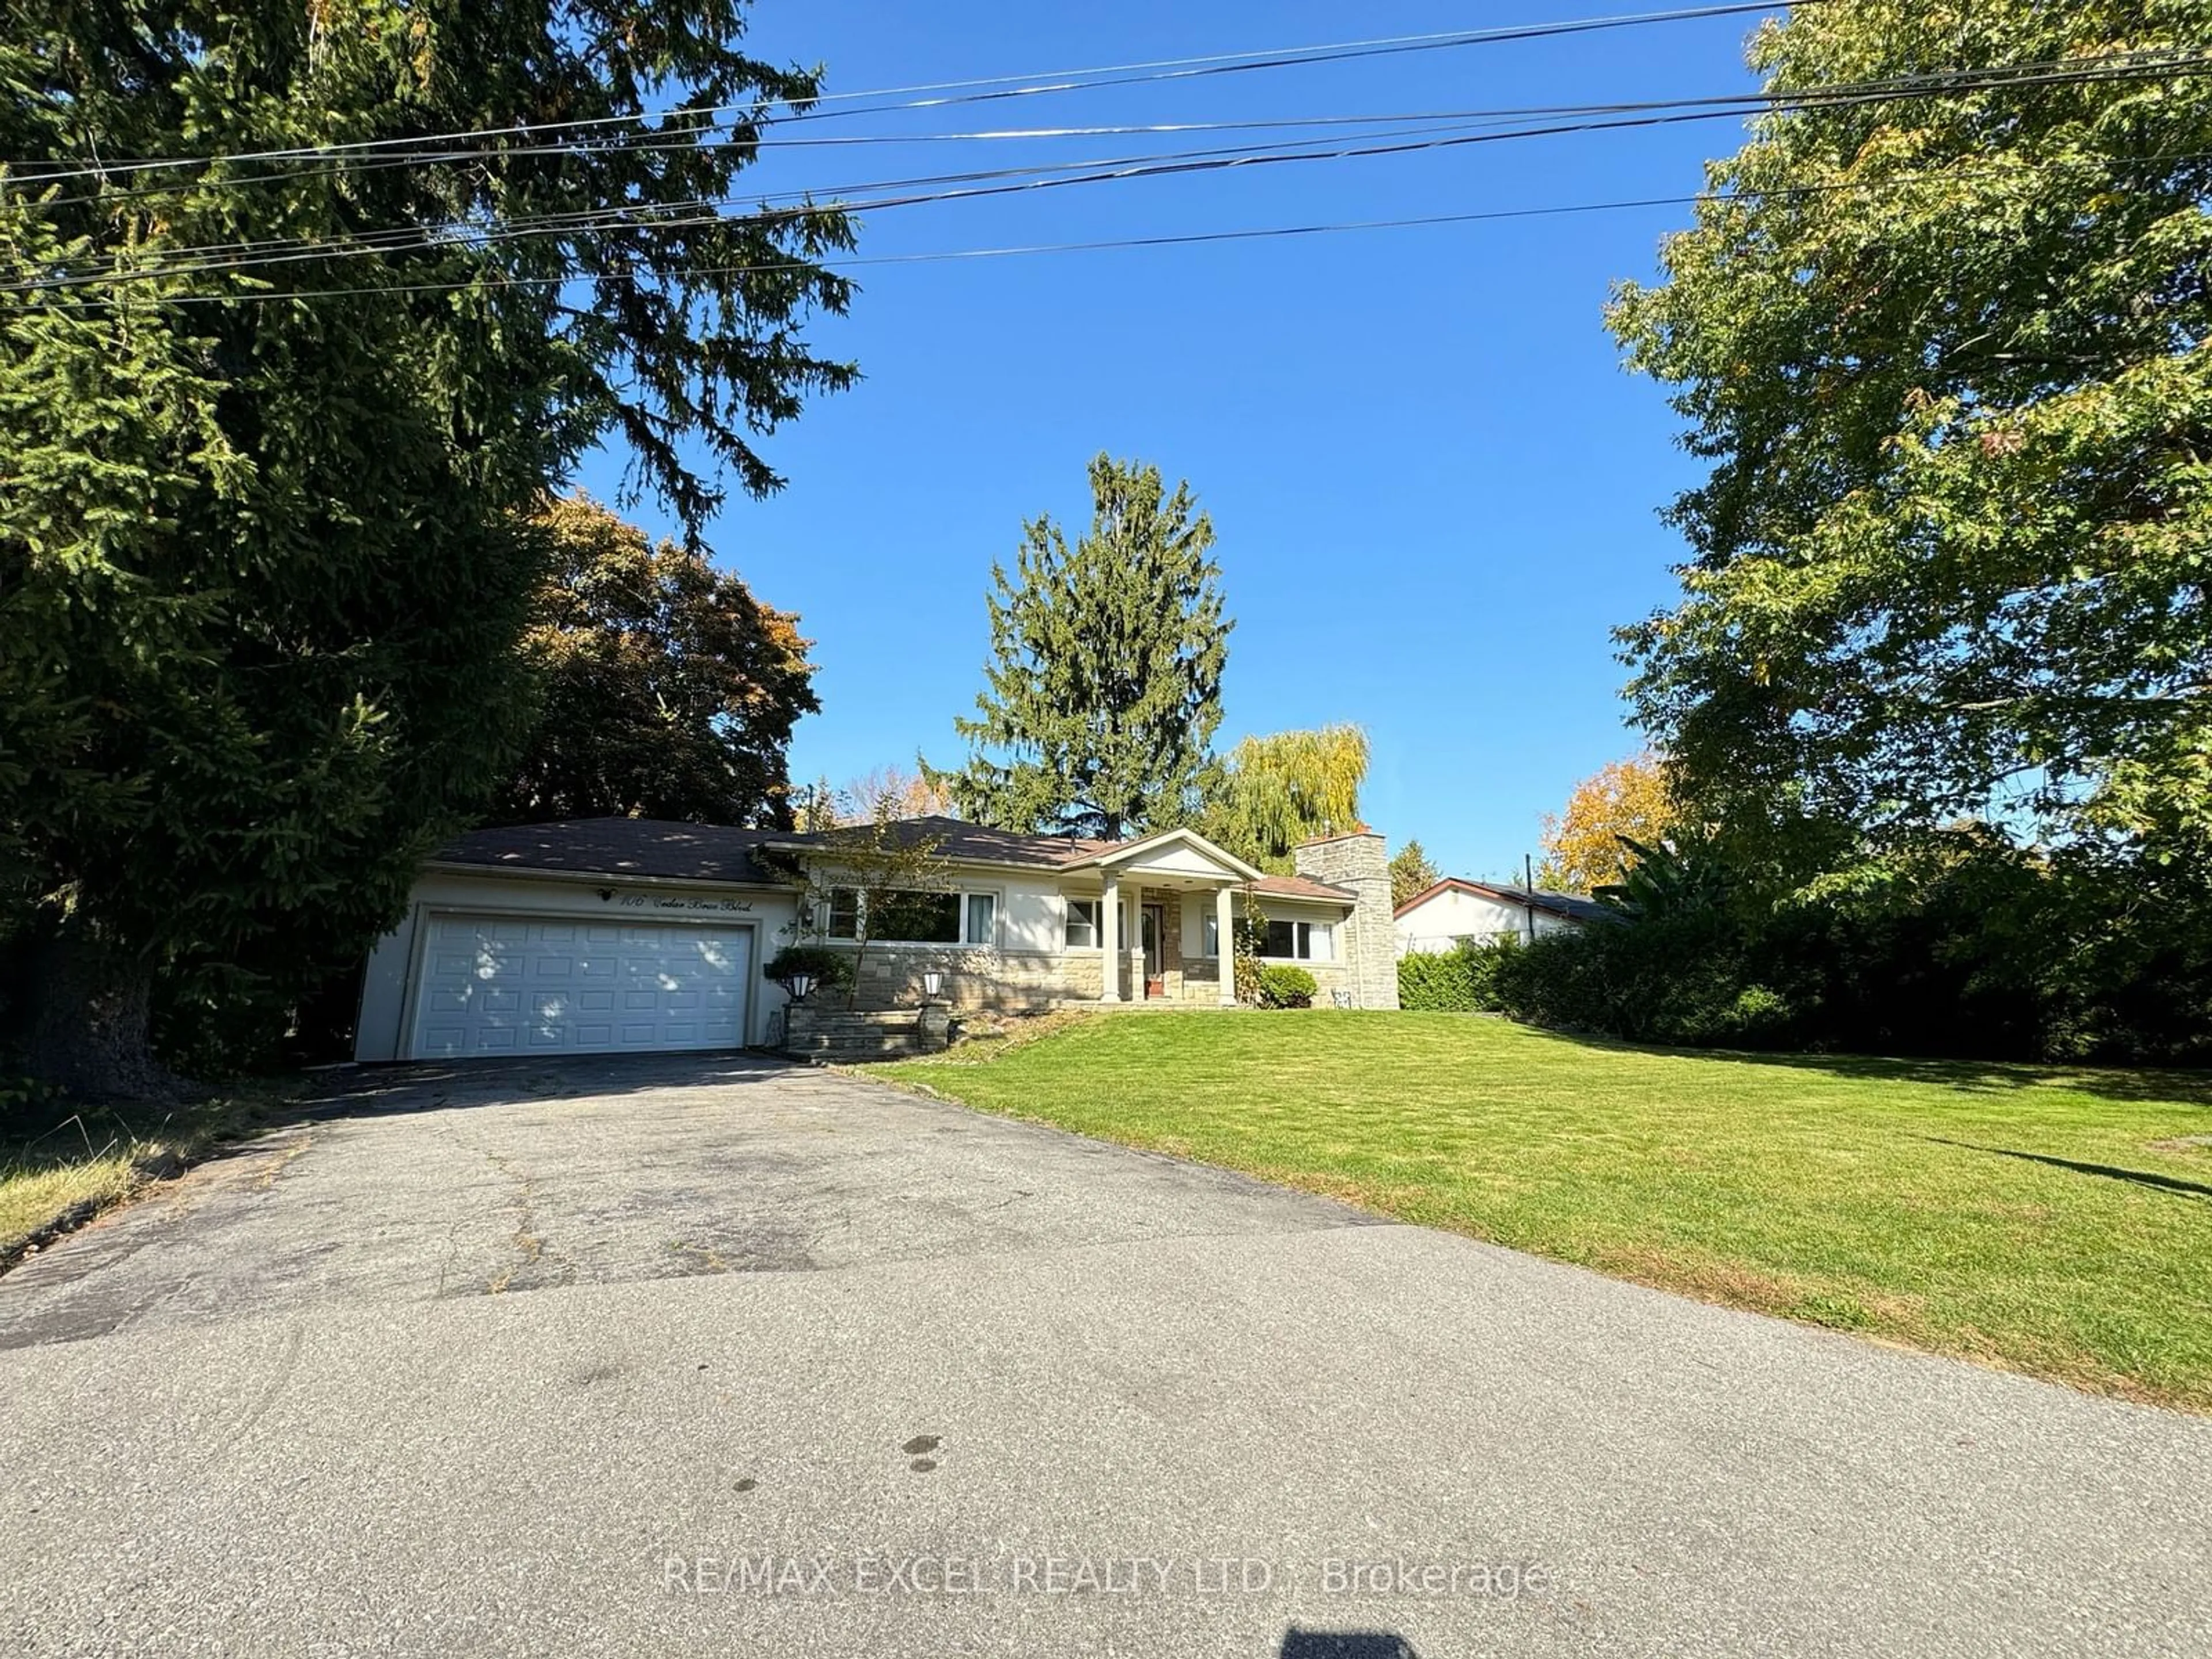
(1291, 830, 1400, 1011)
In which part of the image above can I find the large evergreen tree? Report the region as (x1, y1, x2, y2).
(1, 3, 854, 1097)
(937, 455, 1230, 839)
(1608, 0, 2212, 851)
(1388, 840, 1442, 910)
(491, 495, 818, 829)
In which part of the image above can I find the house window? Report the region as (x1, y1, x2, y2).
(1263, 919, 1334, 961)
(1200, 914, 1219, 958)
(1065, 898, 1099, 948)
(825, 888, 999, 945)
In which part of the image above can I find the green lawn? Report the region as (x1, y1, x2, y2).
(884, 1012, 2212, 1412)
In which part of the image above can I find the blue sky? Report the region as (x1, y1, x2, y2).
(574, 1, 1773, 881)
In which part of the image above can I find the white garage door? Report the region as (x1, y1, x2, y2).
(411, 914, 751, 1059)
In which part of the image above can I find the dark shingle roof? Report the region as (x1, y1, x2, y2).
(433, 819, 781, 884)
(1249, 873, 1357, 904)
(435, 815, 1354, 904)
(767, 815, 1113, 870)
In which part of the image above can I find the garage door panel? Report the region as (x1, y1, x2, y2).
(411, 913, 749, 1059)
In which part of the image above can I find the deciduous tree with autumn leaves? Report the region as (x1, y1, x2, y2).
(1535, 753, 1680, 895)
(491, 495, 819, 830)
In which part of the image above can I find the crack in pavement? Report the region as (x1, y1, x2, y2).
(482, 1149, 577, 1295)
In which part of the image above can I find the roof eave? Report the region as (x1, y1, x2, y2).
(1062, 826, 1266, 883)
(422, 858, 783, 892)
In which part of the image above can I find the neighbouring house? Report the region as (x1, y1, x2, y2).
(1393, 877, 1614, 957)
(352, 817, 1401, 1062)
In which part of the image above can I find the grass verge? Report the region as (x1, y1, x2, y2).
(0, 1078, 305, 1270)
(884, 1012, 2212, 1413)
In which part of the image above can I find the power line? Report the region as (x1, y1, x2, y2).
(14, 51, 2207, 295)
(17, 115, 1549, 282)
(3, 1, 1808, 185)
(25, 145, 2200, 314)
(14, 38, 2198, 243)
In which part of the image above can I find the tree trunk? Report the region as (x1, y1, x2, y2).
(26, 925, 183, 1104)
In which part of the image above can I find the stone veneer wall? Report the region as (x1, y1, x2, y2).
(1289, 832, 1402, 1010)
(828, 945, 1103, 1013)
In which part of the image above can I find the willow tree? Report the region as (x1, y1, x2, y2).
(937, 454, 1230, 839)
(1609, 0, 2212, 854)
(1, 3, 854, 1097)
(1202, 725, 1370, 872)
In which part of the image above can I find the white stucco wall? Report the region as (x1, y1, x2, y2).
(354, 869, 800, 1061)
(998, 872, 1067, 953)
(1394, 887, 1580, 956)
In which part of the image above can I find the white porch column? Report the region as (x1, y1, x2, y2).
(1216, 884, 1237, 1005)
(1099, 874, 1121, 1003)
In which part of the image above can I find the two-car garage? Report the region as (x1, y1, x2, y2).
(409, 915, 754, 1059)
(351, 819, 798, 1063)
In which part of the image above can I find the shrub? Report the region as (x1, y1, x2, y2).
(763, 944, 851, 994)
(1481, 830, 2212, 1065)
(1399, 935, 1523, 1013)
(1255, 964, 1317, 1009)
(1398, 948, 1476, 1011)
(1464, 934, 1522, 1009)
(1496, 910, 1809, 1047)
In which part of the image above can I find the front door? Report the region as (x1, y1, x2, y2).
(1141, 904, 1166, 997)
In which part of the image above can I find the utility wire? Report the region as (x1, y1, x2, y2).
(14, 52, 2208, 295)
(1, 1, 1810, 185)
(25, 144, 2202, 314)
(25, 29, 2188, 216)
(13, 40, 2198, 243)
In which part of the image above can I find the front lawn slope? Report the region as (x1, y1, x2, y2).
(887, 1013, 2212, 1412)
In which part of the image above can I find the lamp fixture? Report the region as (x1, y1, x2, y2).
(788, 971, 815, 1002)
(922, 969, 944, 1000)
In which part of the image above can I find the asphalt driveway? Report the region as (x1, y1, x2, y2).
(2, 1054, 2207, 1657)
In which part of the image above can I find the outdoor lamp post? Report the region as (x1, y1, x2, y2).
(921, 969, 944, 1002)
(788, 971, 815, 1003)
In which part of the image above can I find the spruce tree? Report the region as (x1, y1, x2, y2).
(1, 3, 854, 1097)
(938, 455, 1230, 840)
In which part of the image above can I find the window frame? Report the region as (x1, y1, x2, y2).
(1260, 916, 1336, 963)
(1064, 897, 1100, 950)
(821, 884, 1004, 948)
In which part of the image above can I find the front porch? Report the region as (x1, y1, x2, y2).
(1092, 876, 1238, 1006)
(1061, 830, 1253, 1009)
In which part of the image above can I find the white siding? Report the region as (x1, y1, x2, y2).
(1181, 891, 1215, 963)
(999, 873, 1070, 953)
(1394, 887, 1581, 956)
(1116, 843, 1234, 878)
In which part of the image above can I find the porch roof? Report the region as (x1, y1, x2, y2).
(1056, 824, 1265, 885)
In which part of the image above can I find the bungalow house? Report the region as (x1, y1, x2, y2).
(352, 817, 1400, 1062)
(1393, 877, 1613, 957)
